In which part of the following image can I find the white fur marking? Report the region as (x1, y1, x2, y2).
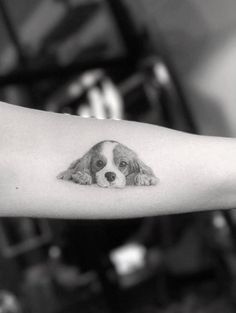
(101, 141, 118, 168)
(95, 141, 126, 188)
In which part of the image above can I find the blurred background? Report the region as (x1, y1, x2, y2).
(1, 0, 236, 312)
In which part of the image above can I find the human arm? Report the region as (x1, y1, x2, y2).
(0, 101, 236, 219)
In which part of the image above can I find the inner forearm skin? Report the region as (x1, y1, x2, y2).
(0, 102, 236, 219)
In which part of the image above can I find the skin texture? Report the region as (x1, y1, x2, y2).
(0, 102, 236, 219)
(57, 140, 158, 188)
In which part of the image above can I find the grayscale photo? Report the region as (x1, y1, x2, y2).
(0, 1, 236, 312)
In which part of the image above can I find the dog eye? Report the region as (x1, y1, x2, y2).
(96, 160, 104, 167)
(119, 161, 127, 167)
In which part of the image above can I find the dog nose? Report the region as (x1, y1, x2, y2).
(105, 172, 116, 182)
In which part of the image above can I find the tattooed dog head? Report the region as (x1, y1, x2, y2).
(57, 140, 158, 188)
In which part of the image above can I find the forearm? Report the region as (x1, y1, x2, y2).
(0, 101, 236, 218)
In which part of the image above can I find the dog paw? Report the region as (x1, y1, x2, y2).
(57, 170, 73, 180)
(72, 172, 92, 185)
(134, 174, 158, 186)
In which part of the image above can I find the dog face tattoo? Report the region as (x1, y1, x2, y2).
(57, 141, 158, 188)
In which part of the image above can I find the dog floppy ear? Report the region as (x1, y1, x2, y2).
(57, 151, 92, 183)
(131, 157, 158, 186)
(132, 157, 154, 176)
(69, 152, 92, 175)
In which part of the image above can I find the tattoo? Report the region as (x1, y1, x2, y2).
(57, 140, 158, 188)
